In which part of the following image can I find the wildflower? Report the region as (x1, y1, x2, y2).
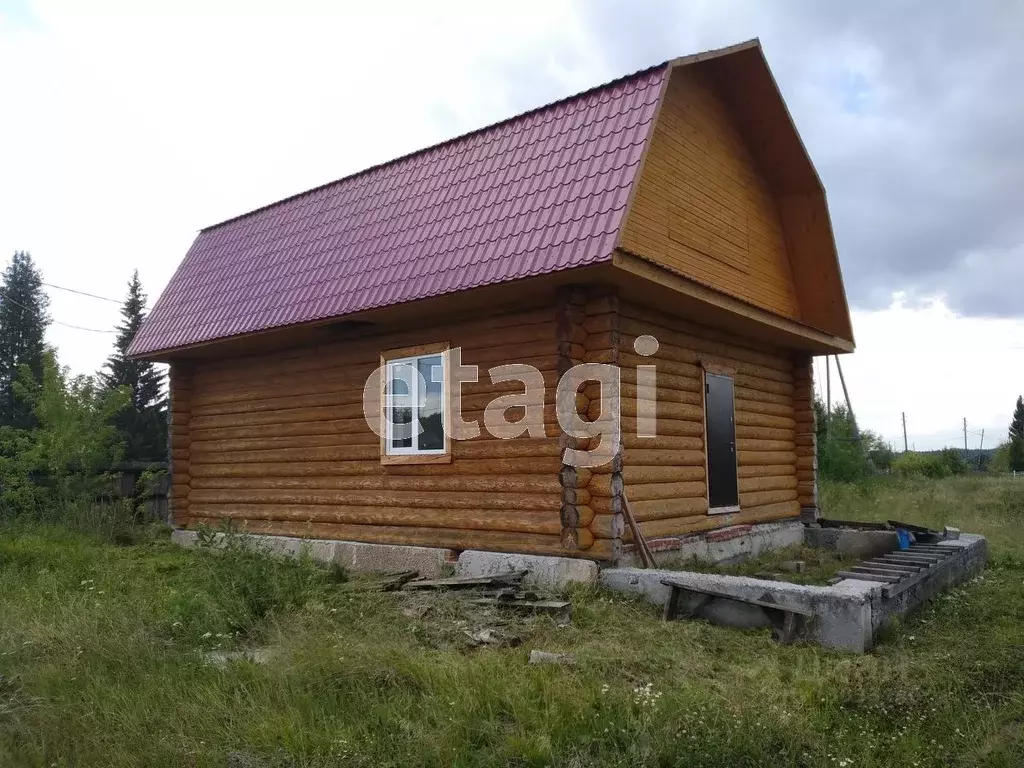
(632, 682, 662, 708)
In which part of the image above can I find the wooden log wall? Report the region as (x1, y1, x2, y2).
(597, 299, 803, 544)
(168, 361, 193, 526)
(174, 305, 583, 557)
(792, 355, 818, 514)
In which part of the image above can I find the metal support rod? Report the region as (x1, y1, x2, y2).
(825, 355, 831, 440)
(834, 355, 869, 466)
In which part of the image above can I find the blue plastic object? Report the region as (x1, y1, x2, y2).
(897, 528, 911, 550)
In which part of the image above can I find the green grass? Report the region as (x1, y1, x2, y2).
(666, 543, 858, 585)
(1, 476, 1023, 766)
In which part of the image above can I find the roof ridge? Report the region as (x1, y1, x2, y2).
(198, 61, 669, 234)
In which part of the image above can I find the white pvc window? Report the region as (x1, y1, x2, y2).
(384, 353, 446, 455)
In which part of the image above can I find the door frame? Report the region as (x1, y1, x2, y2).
(701, 362, 740, 515)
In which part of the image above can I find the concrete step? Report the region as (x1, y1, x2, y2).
(838, 570, 902, 583)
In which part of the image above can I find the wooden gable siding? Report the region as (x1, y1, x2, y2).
(586, 299, 806, 550)
(620, 64, 801, 321)
(167, 305, 596, 557)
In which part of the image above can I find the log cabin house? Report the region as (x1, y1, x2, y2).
(129, 40, 854, 565)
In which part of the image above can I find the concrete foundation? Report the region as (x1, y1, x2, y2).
(170, 529, 455, 578)
(169, 530, 600, 588)
(600, 533, 987, 653)
(621, 520, 805, 567)
(455, 550, 598, 590)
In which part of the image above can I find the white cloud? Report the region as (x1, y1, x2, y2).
(832, 298, 1024, 451)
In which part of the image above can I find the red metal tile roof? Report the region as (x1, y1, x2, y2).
(129, 64, 668, 356)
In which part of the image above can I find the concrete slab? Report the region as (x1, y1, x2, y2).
(600, 567, 878, 652)
(456, 550, 598, 591)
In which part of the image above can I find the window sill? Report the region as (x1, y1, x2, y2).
(708, 505, 740, 516)
(380, 453, 453, 466)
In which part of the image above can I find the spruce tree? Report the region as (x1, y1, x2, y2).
(0, 251, 50, 428)
(100, 271, 167, 462)
(1009, 395, 1024, 472)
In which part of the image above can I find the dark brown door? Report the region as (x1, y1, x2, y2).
(705, 372, 738, 509)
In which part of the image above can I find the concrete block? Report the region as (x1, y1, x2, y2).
(171, 529, 198, 549)
(456, 550, 598, 591)
(333, 541, 451, 577)
(600, 567, 878, 653)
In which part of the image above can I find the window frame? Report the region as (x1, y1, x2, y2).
(379, 342, 452, 465)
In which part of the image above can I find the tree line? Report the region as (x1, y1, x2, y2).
(816, 394, 1024, 481)
(0, 251, 165, 515)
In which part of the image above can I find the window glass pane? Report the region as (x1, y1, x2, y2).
(417, 355, 444, 451)
(387, 362, 414, 449)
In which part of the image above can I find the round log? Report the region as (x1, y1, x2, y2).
(191, 433, 377, 454)
(190, 474, 563, 494)
(739, 489, 798, 508)
(622, 448, 706, 466)
(735, 438, 797, 453)
(631, 496, 709, 521)
(737, 475, 797, 493)
(737, 451, 797, 466)
(734, 398, 794, 418)
(735, 411, 795, 430)
(735, 425, 793, 441)
(621, 417, 704, 438)
(737, 464, 794, 478)
(189, 503, 562, 534)
(613, 400, 703, 421)
(625, 480, 707, 500)
(188, 488, 561, 511)
(622, 465, 705, 484)
(621, 434, 703, 451)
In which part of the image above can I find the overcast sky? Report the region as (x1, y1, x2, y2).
(1, 0, 1022, 451)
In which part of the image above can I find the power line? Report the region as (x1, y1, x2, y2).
(41, 281, 122, 304)
(41, 280, 151, 311)
(0, 289, 115, 334)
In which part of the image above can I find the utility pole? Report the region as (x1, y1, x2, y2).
(978, 429, 985, 470)
(902, 412, 908, 453)
(963, 417, 968, 451)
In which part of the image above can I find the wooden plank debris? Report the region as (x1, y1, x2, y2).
(401, 571, 527, 591)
